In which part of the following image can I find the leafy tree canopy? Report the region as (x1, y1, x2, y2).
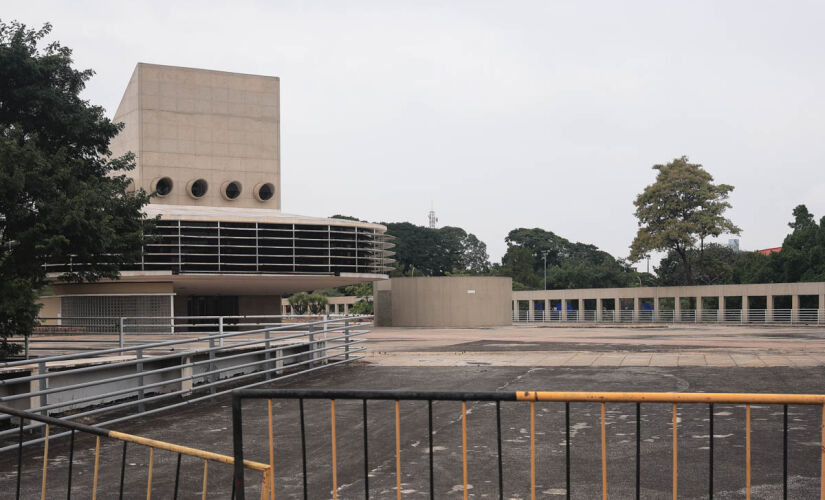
(383, 222, 490, 276)
(499, 228, 639, 289)
(0, 21, 151, 357)
(629, 156, 740, 284)
(655, 205, 825, 285)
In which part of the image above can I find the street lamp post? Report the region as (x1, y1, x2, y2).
(542, 250, 548, 290)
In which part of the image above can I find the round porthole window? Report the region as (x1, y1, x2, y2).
(152, 177, 173, 197)
(221, 181, 242, 200)
(254, 182, 275, 202)
(187, 178, 208, 199)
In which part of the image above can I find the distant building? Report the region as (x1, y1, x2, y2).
(40, 63, 394, 320)
(756, 247, 782, 256)
(727, 239, 740, 251)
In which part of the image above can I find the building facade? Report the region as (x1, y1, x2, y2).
(40, 63, 393, 321)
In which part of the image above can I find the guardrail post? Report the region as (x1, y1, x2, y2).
(345, 319, 350, 361)
(308, 324, 315, 368)
(264, 327, 271, 381)
(38, 362, 47, 426)
(136, 348, 145, 413)
(231, 393, 246, 500)
(118, 317, 125, 349)
(24, 335, 30, 360)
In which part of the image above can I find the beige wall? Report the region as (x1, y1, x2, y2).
(37, 297, 61, 323)
(239, 295, 282, 316)
(374, 277, 512, 327)
(111, 63, 281, 210)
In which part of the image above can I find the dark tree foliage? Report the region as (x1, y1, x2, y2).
(383, 222, 490, 276)
(0, 21, 151, 357)
(656, 205, 825, 285)
(500, 228, 639, 289)
(656, 243, 739, 286)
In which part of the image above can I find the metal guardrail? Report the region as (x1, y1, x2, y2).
(0, 315, 371, 452)
(19, 314, 359, 354)
(0, 403, 271, 499)
(513, 308, 824, 324)
(230, 389, 825, 500)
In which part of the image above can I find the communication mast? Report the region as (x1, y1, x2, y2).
(428, 202, 438, 229)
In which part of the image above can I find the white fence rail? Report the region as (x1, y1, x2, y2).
(513, 308, 824, 324)
(0, 315, 371, 451)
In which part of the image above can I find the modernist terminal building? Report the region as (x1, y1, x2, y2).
(40, 63, 393, 320)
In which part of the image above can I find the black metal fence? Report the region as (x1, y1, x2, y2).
(230, 389, 825, 500)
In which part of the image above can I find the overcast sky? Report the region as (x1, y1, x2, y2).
(8, 1, 825, 266)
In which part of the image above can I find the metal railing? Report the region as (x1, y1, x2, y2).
(0, 404, 271, 499)
(0, 315, 371, 452)
(230, 389, 825, 500)
(514, 308, 824, 324)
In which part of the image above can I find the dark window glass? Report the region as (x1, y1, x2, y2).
(156, 177, 173, 196)
(225, 181, 241, 199)
(258, 183, 274, 201)
(190, 179, 208, 198)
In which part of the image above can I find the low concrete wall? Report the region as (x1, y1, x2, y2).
(374, 277, 512, 327)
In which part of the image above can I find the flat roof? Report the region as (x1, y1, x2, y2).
(143, 204, 386, 231)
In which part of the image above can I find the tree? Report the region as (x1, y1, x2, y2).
(500, 228, 638, 289)
(630, 156, 740, 284)
(306, 293, 329, 315)
(656, 243, 739, 286)
(287, 292, 310, 315)
(0, 21, 151, 358)
(383, 222, 490, 276)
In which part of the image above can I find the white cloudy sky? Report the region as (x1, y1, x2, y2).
(7, 1, 825, 265)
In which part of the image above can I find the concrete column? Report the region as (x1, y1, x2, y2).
(615, 298, 621, 322)
(562, 299, 568, 321)
(344, 303, 349, 315)
(633, 297, 640, 323)
(544, 300, 550, 322)
(820, 294, 825, 324)
(696, 297, 703, 322)
(596, 298, 603, 322)
(766, 295, 774, 322)
(674, 297, 681, 323)
(718, 296, 726, 322)
(742, 296, 749, 323)
(792, 294, 800, 323)
(528, 300, 535, 322)
(653, 297, 660, 322)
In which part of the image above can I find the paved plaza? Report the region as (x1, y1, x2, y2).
(364, 323, 825, 368)
(5, 323, 825, 498)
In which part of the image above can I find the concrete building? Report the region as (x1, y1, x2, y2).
(374, 277, 512, 327)
(40, 63, 394, 320)
(513, 282, 825, 323)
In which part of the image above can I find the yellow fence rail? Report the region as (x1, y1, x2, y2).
(1, 404, 271, 499)
(233, 389, 825, 500)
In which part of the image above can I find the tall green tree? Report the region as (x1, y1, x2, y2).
(383, 222, 490, 276)
(0, 21, 151, 357)
(629, 156, 740, 284)
(500, 227, 637, 289)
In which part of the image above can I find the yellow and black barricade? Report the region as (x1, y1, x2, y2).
(232, 389, 825, 500)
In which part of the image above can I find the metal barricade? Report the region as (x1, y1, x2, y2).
(231, 389, 825, 500)
(1, 404, 271, 499)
